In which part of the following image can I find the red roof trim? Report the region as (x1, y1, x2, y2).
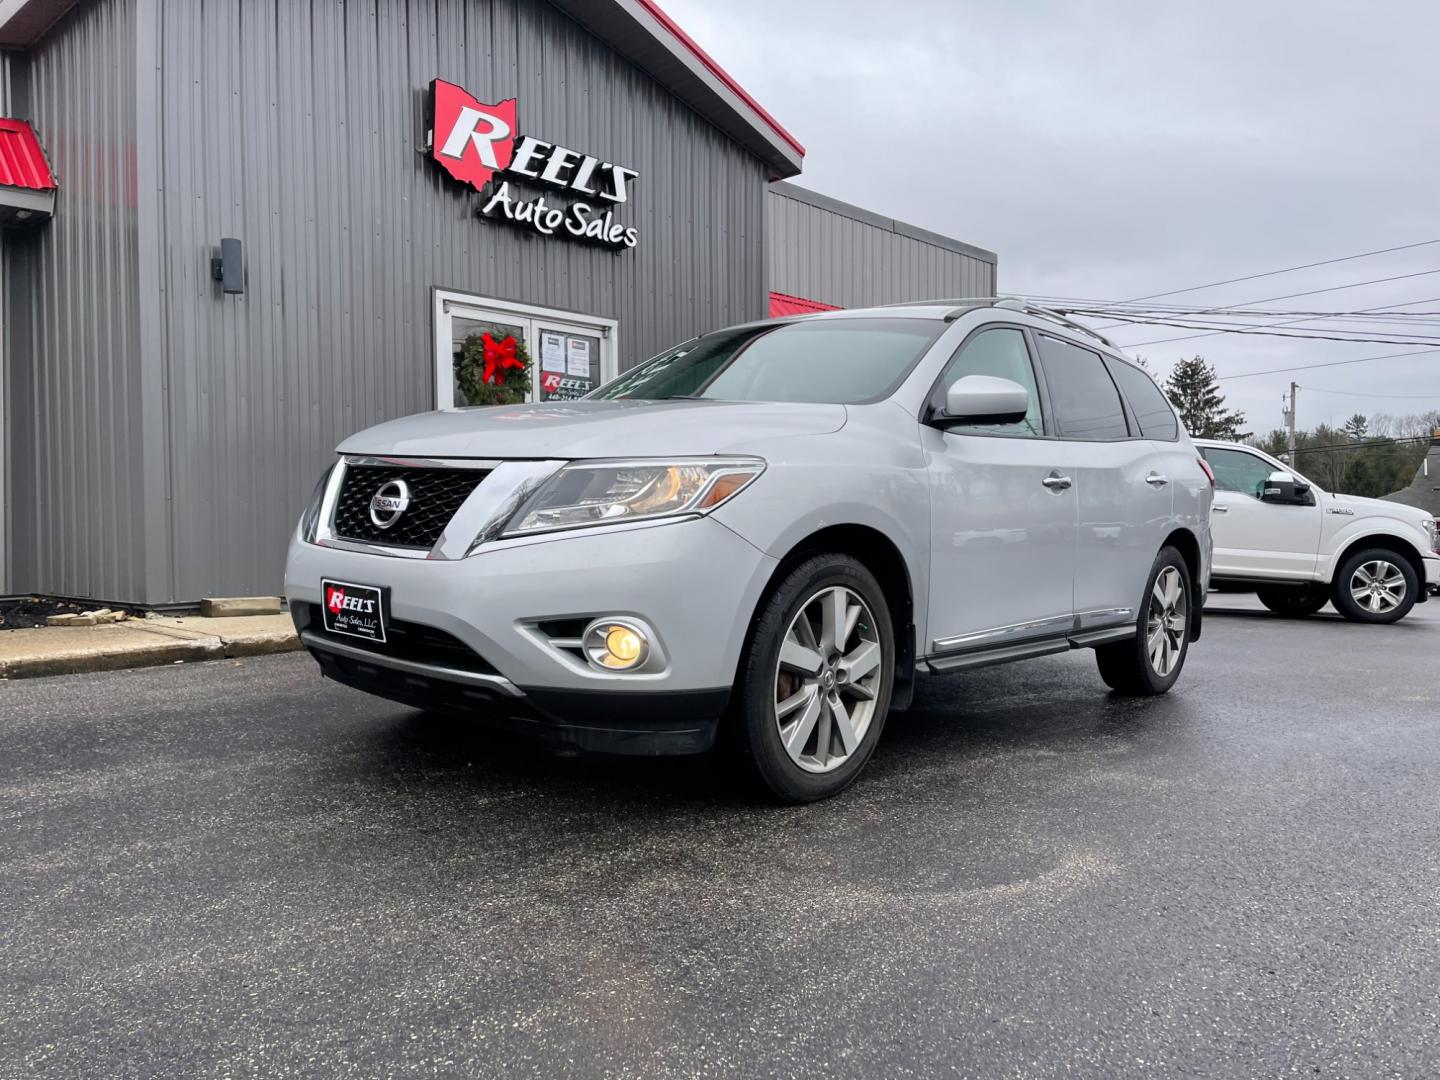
(769, 291, 842, 317)
(632, 0, 806, 159)
(0, 119, 57, 191)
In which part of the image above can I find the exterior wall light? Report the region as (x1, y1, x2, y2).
(211, 237, 244, 294)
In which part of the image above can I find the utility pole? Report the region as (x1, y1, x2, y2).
(1282, 382, 1298, 464)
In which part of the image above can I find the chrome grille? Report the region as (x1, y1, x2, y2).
(331, 464, 487, 549)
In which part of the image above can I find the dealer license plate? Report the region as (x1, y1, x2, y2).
(321, 579, 387, 642)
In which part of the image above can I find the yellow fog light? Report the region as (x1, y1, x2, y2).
(583, 619, 650, 671)
(606, 626, 643, 663)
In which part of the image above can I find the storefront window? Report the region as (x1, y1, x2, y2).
(450, 314, 528, 407)
(433, 292, 618, 409)
(534, 325, 603, 402)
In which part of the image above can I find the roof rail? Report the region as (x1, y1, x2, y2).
(872, 295, 1125, 351)
(874, 296, 997, 308)
(991, 297, 1122, 351)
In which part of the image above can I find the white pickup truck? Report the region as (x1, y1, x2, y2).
(1196, 439, 1440, 624)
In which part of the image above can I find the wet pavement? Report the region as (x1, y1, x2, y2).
(3, 596, 1437, 1078)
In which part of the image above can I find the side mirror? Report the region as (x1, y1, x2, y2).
(934, 375, 1029, 427)
(1262, 470, 1314, 506)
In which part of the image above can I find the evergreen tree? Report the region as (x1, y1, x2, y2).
(1253, 429, 1292, 458)
(1343, 439, 1428, 498)
(1163, 356, 1247, 440)
(1294, 423, 1352, 491)
(1342, 413, 1368, 441)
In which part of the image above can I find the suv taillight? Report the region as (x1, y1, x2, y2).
(1197, 457, 1216, 487)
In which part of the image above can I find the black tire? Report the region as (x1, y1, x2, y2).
(1330, 548, 1418, 624)
(1096, 546, 1192, 696)
(729, 554, 895, 803)
(1256, 586, 1329, 617)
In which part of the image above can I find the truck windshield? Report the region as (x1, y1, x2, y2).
(590, 318, 943, 404)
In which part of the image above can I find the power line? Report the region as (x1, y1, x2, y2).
(1078, 290, 1440, 346)
(1299, 385, 1440, 401)
(1271, 434, 1435, 455)
(1074, 304, 1440, 327)
(1094, 267, 1440, 336)
(1018, 295, 1440, 333)
(1020, 292, 1440, 316)
(1114, 239, 1440, 303)
(1214, 347, 1440, 381)
(1050, 303, 1440, 317)
(1064, 313, 1440, 347)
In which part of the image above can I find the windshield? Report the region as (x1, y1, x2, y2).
(590, 318, 944, 404)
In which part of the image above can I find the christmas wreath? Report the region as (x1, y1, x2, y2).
(456, 331, 532, 406)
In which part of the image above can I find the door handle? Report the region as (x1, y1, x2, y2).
(1042, 473, 1072, 491)
(1212, 505, 1229, 513)
(1145, 473, 1169, 487)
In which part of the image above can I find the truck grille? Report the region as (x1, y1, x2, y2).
(331, 464, 488, 549)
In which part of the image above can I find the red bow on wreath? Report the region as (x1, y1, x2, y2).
(481, 332, 524, 385)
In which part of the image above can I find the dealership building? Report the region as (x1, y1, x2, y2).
(0, 0, 997, 607)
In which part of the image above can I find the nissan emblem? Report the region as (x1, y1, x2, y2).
(369, 479, 411, 530)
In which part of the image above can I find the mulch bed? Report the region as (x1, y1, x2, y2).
(0, 597, 90, 631)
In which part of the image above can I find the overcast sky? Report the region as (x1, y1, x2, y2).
(665, 0, 1440, 434)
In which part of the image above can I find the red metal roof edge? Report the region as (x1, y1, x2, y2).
(0, 118, 58, 191)
(632, 0, 806, 159)
(769, 291, 842, 316)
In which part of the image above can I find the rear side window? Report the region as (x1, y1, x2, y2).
(1036, 335, 1130, 440)
(1106, 358, 1179, 440)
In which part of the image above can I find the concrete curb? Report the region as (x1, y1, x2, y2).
(0, 614, 300, 680)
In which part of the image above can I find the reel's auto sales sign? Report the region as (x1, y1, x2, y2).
(429, 78, 640, 251)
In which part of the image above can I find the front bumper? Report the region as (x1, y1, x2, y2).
(1425, 555, 1440, 595)
(285, 516, 777, 754)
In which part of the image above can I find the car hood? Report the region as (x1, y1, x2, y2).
(336, 399, 848, 459)
(1329, 491, 1430, 521)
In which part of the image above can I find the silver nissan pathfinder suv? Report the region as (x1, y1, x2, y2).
(287, 300, 1213, 801)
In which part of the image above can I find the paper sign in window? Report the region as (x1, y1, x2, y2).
(566, 338, 592, 377)
(540, 332, 566, 373)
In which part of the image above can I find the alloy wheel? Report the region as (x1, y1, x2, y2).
(773, 586, 883, 774)
(1350, 559, 1406, 614)
(1147, 566, 1187, 677)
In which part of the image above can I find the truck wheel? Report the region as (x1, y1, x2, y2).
(1256, 586, 1328, 617)
(1096, 546, 1192, 696)
(1331, 549, 1417, 624)
(730, 554, 894, 803)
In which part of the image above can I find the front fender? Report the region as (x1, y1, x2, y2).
(1320, 521, 1431, 582)
(708, 410, 931, 659)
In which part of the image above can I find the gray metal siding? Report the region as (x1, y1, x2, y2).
(149, 0, 768, 602)
(768, 186, 997, 308)
(3, 0, 143, 600)
(1, 50, 10, 590)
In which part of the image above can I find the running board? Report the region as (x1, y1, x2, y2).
(921, 625, 1135, 674)
(1067, 626, 1136, 648)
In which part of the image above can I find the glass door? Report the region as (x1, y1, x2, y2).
(434, 291, 619, 409)
(533, 320, 604, 403)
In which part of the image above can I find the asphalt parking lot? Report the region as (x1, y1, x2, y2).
(3, 596, 1438, 1079)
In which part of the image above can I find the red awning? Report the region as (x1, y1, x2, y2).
(0, 118, 56, 224)
(0, 118, 57, 190)
(769, 291, 842, 318)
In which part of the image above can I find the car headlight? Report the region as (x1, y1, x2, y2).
(1424, 518, 1439, 553)
(299, 464, 336, 544)
(498, 458, 765, 538)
